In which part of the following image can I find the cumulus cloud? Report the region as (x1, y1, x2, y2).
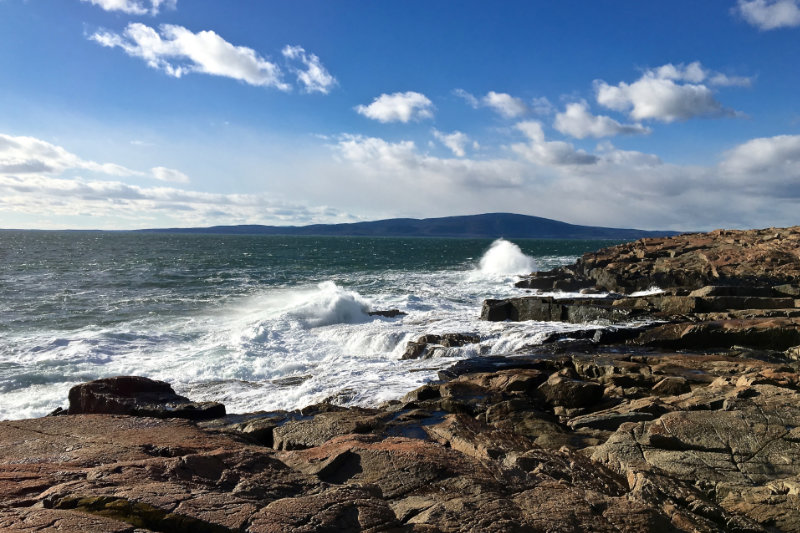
(151, 166, 190, 183)
(81, 0, 176, 16)
(594, 62, 746, 122)
(553, 101, 651, 139)
(511, 121, 598, 165)
(720, 134, 800, 194)
(282, 45, 337, 94)
(482, 91, 528, 118)
(736, 0, 800, 30)
(453, 89, 531, 118)
(90, 23, 290, 89)
(355, 92, 434, 123)
(432, 129, 473, 157)
(651, 61, 752, 87)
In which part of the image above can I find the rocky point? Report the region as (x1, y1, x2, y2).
(3, 226, 800, 532)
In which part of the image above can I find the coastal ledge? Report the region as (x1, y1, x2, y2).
(3, 226, 800, 532)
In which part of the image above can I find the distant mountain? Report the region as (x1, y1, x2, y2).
(136, 213, 680, 240)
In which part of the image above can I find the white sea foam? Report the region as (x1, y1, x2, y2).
(477, 239, 536, 275)
(630, 286, 664, 297)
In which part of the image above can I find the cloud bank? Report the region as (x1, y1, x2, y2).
(0, 133, 352, 228)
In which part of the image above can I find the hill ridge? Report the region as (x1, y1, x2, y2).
(136, 213, 680, 240)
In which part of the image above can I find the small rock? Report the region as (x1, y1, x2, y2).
(651, 376, 691, 396)
(537, 374, 604, 409)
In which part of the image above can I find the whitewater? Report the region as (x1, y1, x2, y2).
(0, 233, 621, 420)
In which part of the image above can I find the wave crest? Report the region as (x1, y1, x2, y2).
(478, 239, 536, 275)
(286, 281, 371, 328)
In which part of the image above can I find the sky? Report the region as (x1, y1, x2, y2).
(1, 0, 799, 231)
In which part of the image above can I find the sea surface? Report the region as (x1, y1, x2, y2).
(0, 232, 626, 420)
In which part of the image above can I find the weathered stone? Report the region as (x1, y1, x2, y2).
(272, 409, 388, 450)
(481, 296, 638, 323)
(537, 374, 604, 408)
(516, 226, 800, 294)
(651, 376, 691, 396)
(635, 318, 800, 350)
(68, 376, 225, 420)
(402, 333, 480, 360)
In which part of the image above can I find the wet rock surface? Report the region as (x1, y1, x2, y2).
(5, 226, 800, 531)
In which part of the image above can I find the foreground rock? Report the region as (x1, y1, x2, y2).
(5, 344, 800, 532)
(65, 375, 225, 420)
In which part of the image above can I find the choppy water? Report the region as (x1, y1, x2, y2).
(0, 231, 624, 420)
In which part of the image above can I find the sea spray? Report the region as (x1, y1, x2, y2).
(284, 281, 372, 328)
(478, 239, 536, 275)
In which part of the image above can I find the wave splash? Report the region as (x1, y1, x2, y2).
(478, 239, 536, 275)
(284, 281, 371, 328)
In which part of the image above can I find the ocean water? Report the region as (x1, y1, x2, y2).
(0, 231, 624, 420)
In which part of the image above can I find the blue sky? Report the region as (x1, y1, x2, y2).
(1, 0, 799, 230)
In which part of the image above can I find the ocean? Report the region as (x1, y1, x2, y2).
(0, 231, 624, 420)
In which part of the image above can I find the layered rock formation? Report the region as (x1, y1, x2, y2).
(3, 226, 800, 532)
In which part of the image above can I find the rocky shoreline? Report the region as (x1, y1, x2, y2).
(3, 226, 800, 532)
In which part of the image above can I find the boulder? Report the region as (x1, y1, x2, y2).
(537, 374, 604, 408)
(402, 333, 480, 360)
(67, 376, 225, 420)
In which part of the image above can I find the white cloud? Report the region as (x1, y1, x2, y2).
(737, 0, 800, 30)
(453, 88, 480, 108)
(594, 62, 745, 123)
(282, 45, 337, 94)
(482, 91, 528, 118)
(455, 89, 539, 119)
(652, 61, 752, 87)
(0, 133, 355, 228)
(322, 129, 800, 231)
(432, 129, 472, 157)
(553, 101, 651, 139)
(81, 0, 176, 16)
(511, 121, 598, 165)
(0, 133, 190, 185)
(334, 134, 523, 188)
(720, 134, 800, 192)
(0, 173, 351, 228)
(90, 23, 290, 90)
(151, 166, 190, 183)
(0, 133, 140, 177)
(355, 92, 434, 123)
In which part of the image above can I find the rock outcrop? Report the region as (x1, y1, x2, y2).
(517, 226, 800, 294)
